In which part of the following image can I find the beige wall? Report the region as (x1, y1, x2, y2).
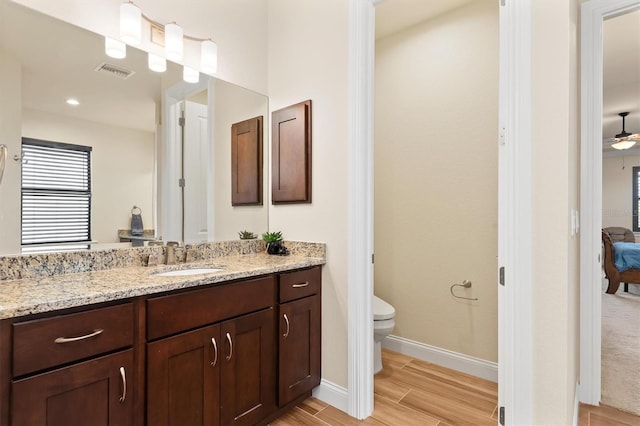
(212, 79, 269, 241)
(11, 0, 269, 94)
(531, 0, 580, 423)
(267, 0, 349, 388)
(0, 47, 21, 255)
(374, 0, 499, 362)
(602, 154, 640, 230)
(22, 109, 155, 244)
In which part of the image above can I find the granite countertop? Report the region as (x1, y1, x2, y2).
(0, 252, 325, 320)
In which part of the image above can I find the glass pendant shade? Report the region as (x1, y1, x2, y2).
(200, 40, 218, 74)
(148, 53, 167, 72)
(165, 23, 184, 61)
(105, 37, 126, 59)
(183, 66, 199, 83)
(612, 140, 636, 150)
(120, 2, 142, 45)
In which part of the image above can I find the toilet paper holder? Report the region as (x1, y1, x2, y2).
(450, 280, 478, 301)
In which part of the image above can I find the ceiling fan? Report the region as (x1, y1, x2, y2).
(609, 112, 640, 150)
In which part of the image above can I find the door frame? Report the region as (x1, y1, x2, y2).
(579, 0, 640, 405)
(497, 1, 533, 424)
(347, 0, 534, 422)
(159, 78, 212, 242)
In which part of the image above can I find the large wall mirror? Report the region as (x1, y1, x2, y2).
(0, 1, 268, 255)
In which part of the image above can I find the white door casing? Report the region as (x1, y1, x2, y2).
(579, 0, 640, 405)
(183, 100, 209, 243)
(498, 0, 533, 424)
(348, 0, 533, 423)
(159, 79, 212, 243)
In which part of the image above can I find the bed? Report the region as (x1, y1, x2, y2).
(602, 230, 640, 294)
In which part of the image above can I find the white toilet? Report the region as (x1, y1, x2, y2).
(373, 295, 396, 374)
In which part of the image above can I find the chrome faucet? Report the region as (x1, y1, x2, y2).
(165, 241, 180, 265)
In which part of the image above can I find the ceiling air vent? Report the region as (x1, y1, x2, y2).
(94, 62, 135, 80)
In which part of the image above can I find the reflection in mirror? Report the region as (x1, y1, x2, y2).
(0, 1, 268, 255)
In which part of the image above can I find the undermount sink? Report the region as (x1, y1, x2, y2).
(152, 268, 223, 277)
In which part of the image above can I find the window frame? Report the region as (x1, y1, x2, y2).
(21, 137, 92, 248)
(633, 166, 640, 232)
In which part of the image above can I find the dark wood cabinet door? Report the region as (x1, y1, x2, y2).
(271, 100, 312, 204)
(231, 116, 263, 206)
(278, 295, 321, 406)
(147, 325, 221, 426)
(11, 349, 134, 426)
(220, 308, 276, 426)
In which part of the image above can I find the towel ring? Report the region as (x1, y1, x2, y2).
(131, 206, 142, 215)
(450, 280, 478, 301)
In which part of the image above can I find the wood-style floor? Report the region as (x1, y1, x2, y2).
(271, 349, 640, 426)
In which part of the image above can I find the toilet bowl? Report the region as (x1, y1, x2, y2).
(373, 295, 396, 374)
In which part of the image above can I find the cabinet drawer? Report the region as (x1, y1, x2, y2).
(147, 275, 275, 340)
(13, 303, 134, 377)
(279, 267, 321, 303)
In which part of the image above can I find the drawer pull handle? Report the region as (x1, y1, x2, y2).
(211, 337, 218, 367)
(119, 366, 127, 403)
(283, 313, 290, 338)
(225, 332, 233, 361)
(292, 281, 309, 288)
(54, 328, 104, 344)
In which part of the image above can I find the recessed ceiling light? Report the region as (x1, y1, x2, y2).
(66, 98, 80, 106)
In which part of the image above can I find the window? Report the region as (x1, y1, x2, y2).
(21, 138, 92, 247)
(633, 166, 640, 232)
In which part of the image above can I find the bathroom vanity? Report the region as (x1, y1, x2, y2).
(0, 245, 323, 426)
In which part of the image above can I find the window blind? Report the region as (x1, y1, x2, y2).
(21, 138, 92, 246)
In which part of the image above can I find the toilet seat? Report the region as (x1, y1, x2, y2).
(373, 295, 395, 321)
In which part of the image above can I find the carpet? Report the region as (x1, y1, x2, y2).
(601, 285, 640, 416)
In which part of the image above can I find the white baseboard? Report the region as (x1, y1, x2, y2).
(382, 335, 498, 382)
(312, 379, 348, 413)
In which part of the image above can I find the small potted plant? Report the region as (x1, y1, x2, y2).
(238, 230, 257, 240)
(262, 231, 284, 255)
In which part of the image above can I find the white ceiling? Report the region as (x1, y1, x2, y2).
(603, 10, 640, 144)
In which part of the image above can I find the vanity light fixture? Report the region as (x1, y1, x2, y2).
(120, 2, 142, 45)
(164, 22, 184, 62)
(148, 53, 167, 73)
(201, 39, 218, 74)
(108, 2, 218, 83)
(183, 66, 199, 84)
(105, 37, 126, 59)
(65, 98, 80, 106)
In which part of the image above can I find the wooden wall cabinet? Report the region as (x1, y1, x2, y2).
(231, 116, 263, 206)
(271, 100, 312, 204)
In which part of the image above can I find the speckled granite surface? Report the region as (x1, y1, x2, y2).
(0, 241, 325, 320)
(0, 240, 323, 281)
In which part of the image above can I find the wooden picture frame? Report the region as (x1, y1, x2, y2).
(231, 116, 263, 206)
(271, 100, 312, 204)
